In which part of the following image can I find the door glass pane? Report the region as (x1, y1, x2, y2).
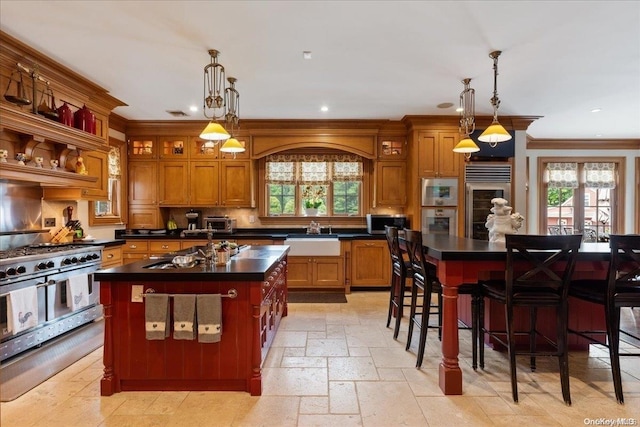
(583, 187, 611, 242)
(547, 187, 575, 235)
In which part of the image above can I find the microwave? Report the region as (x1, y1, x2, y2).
(421, 178, 458, 207)
(204, 217, 237, 233)
(366, 214, 409, 234)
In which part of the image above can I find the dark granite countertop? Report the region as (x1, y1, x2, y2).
(71, 238, 125, 247)
(114, 229, 383, 241)
(95, 245, 289, 282)
(422, 234, 612, 262)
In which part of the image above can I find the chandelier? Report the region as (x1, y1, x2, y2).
(200, 49, 231, 143)
(478, 50, 512, 147)
(453, 78, 480, 156)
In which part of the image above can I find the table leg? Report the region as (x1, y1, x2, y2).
(439, 282, 463, 395)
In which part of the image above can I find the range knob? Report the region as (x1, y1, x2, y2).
(71, 257, 78, 264)
(0, 271, 5, 280)
(6, 267, 17, 276)
(47, 261, 54, 268)
(79, 256, 87, 263)
(90, 253, 100, 260)
(17, 265, 26, 274)
(62, 258, 72, 265)
(37, 262, 48, 270)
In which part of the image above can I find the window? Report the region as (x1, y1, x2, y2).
(265, 154, 363, 217)
(542, 160, 619, 242)
(89, 144, 124, 226)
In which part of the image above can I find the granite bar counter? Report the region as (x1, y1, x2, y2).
(96, 245, 289, 397)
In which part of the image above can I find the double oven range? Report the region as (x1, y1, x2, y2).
(0, 243, 103, 362)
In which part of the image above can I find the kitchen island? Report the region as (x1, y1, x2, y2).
(421, 234, 610, 396)
(94, 245, 289, 396)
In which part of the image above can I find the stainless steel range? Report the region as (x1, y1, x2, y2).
(0, 242, 103, 362)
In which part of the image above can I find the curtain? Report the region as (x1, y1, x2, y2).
(584, 162, 616, 189)
(546, 162, 578, 188)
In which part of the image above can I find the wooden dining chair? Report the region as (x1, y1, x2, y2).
(568, 234, 640, 404)
(384, 225, 413, 339)
(475, 233, 582, 405)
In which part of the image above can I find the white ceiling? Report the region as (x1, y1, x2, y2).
(1, 1, 639, 139)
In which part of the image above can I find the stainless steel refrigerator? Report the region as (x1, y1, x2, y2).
(464, 163, 512, 240)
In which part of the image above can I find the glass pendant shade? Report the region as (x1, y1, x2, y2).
(478, 120, 512, 144)
(453, 137, 480, 153)
(219, 137, 245, 153)
(200, 121, 230, 141)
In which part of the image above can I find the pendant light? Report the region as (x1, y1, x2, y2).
(219, 77, 245, 158)
(200, 49, 231, 142)
(453, 78, 480, 156)
(478, 51, 512, 147)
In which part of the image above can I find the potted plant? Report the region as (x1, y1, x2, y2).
(302, 185, 325, 216)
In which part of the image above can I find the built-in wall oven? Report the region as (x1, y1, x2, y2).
(465, 163, 512, 240)
(421, 178, 459, 235)
(421, 208, 457, 235)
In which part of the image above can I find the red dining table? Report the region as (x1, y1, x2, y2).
(417, 234, 611, 395)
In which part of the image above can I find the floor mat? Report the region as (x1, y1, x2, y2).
(288, 292, 347, 303)
(0, 320, 104, 402)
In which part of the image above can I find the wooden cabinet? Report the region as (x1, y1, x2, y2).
(121, 239, 181, 263)
(128, 161, 157, 205)
(128, 136, 157, 159)
(417, 131, 462, 177)
(287, 256, 343, 289)
(350, 240, 391, 287)
(148, 240, 181, 258)
(101, 246, 123, 269)
(159, 161, 189, 205)
(122, 240, 149, 265)
(189, 161, 219, 205)
(158, 136, 188, 160)
(375, 161, 407, 207)
(378, 136, 407, 160)
(40, 150, 109, 201)
(220, 161, 252, 207)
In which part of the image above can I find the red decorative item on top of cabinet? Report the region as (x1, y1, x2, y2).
(73, 104, 96, 134)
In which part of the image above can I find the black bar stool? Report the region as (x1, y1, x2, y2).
(402, 229, 479, 368)
(385, 226, 413, 339)
(568, 234, 640, 404)
(475, 234, 582, 405)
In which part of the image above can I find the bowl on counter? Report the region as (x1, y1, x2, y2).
(172, 255, 197, 268)
(138, 229, 150, 235)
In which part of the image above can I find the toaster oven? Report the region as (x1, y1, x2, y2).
(204, 217, 237, 233)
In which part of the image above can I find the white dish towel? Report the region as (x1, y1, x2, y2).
(7, 287, 39, 335)
(66, 274, 90, 311)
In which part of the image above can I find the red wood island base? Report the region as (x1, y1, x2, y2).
(95, 246, 288, 396)
(420, 235, 611, 396)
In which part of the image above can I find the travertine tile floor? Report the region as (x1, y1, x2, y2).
(1, 291, 639, 426)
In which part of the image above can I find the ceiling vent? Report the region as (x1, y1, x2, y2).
(166, 110, 189, 117)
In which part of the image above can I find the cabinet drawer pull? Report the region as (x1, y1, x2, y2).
(161, 245, 169, 249)
(107, 254, 114, 259)
(129, 244, 137, 249)
(365, 243, 375, 247)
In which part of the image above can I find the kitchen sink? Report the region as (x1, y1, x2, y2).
(284, 237, 341, 256)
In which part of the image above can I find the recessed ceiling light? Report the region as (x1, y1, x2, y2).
(591, 108, 602, 113)
(437, 102, 454, 109)
(303, 51, 312, 60)
(320, 105, 329, 112)
(189, 105, 198, 112)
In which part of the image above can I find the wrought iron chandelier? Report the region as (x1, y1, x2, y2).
(478, 50, 512, 147)
(453, 78, 480, 156)
(200, 49, 234, 144)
